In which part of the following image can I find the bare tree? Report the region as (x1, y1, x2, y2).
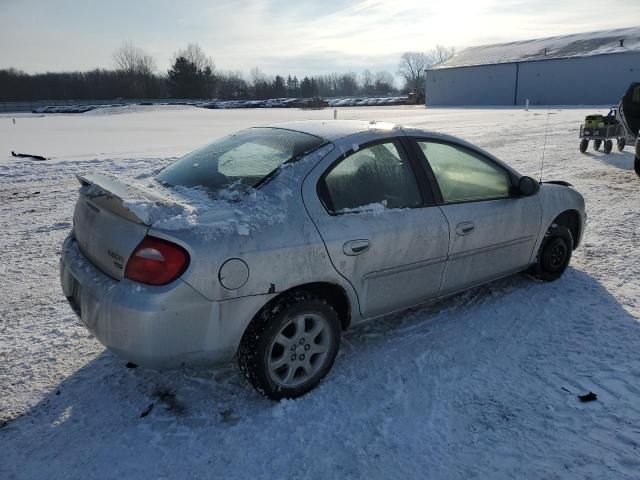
(249, 67, 267, 86)
(433, 44, 456, 64)
(373, 71, 396, 94)
(175, 43, 215, 73)
(397, 52, 432, 91)
(360, 69, 374, 95)
(113, 42, 156, 76)
(249, 67, 272, 99)
(398, 46, 455, 91)
(217, 70, 248, 99)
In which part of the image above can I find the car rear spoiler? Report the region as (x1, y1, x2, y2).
(76, 173, 177, 225)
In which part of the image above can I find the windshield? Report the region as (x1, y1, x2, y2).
(155, 127, 324, 196)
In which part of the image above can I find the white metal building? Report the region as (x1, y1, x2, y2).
(425, 27, 640, 106)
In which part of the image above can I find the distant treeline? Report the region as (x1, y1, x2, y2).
(0, 69, 165, 102)
(0, 43, 455, 102)
(0, 68, 397, 102)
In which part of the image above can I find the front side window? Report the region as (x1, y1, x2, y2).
(155, 128, 324, 197)
(320, 142, 422, 213)
(417, 141, 511, 203)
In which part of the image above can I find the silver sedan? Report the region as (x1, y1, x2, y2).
(60, 120, 586, 399)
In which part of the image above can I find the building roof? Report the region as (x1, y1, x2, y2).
(432, 27, 640, 70)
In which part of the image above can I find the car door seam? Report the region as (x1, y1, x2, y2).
(299, 145, 364, 315)
(436, 204, 452, 293)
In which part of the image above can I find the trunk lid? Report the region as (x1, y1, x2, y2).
(72, 173, 174, 280)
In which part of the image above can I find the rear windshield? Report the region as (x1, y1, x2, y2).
(155, 128, 324, 196)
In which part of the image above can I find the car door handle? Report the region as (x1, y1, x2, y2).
(343, 239, 371, 256)
(456, 222, 475, 236)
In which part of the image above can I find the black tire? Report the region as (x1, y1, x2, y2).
(603, 139, 613, 154)
(617, 137, 625, 152)
(635, 154, 640, 177)
(579, 139, 588, 153)
(238, 291, 341, 400)
(593, 139, 602, 150)
(531, 225, 573, 282)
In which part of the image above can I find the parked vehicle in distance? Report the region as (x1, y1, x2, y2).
(579, 83, 640, 175)
(60, 121, 586, 399)
(617, 82, 640, 176)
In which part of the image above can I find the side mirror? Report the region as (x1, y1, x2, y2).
(518, 176, 540, 196)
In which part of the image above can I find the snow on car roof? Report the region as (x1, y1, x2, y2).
(432, 26, 640, 70)
(267, 120, 398, 141)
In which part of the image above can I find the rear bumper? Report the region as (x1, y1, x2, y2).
(60, 234, 238, 369)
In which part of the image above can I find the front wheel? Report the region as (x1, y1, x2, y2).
(530, 225, 573, 282)
(579, 139, 588, 153)
(603, 139, 613, 154)
(238, 292, 341, 400)
(593, 139, 602, 150)
(635, 154, 640, 177)
(617, 137, 626, 151)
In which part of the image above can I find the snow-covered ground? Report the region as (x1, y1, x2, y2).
(1, 105, 639, 479)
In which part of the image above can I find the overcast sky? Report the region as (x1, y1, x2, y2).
(1, 0, 639, 78)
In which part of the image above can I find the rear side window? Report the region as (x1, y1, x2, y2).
(417, 141, 511, 203)
(319, 142, 422, 213)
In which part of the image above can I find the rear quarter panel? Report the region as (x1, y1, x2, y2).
(151, 143, 359, 315)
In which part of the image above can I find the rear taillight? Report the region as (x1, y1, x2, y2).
(125, 236, 190, 286)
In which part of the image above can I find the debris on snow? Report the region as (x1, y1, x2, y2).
(139, 403, 154, 418)
(578, 391, 598, 402)
(11, 151, 47, 161)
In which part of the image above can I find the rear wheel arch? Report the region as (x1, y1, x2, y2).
(244, 282, 352, 338)
(291, 282, 352, 330)
(551, 210, 581, 249)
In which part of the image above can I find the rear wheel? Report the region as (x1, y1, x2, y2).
(593, 139, 602, 150)
(617, 137, 626, 151)
(603, 140, 613, 154)
(531, 225, 573, 282)
(238, 292, 341, 400)
(579, 139, 588, 153)
(635, 154, 640, 177)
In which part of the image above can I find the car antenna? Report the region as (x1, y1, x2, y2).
(539, 111, 551, 184)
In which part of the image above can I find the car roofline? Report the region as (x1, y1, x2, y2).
(251, 125, 329, 142)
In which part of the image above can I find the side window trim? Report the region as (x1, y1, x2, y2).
(404, 137, 444, 204)
(398, 136, 437, 206)
(409, 137, 515, 205)
(316, 138, 429, 216)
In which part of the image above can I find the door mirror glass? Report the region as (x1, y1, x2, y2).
(518, 176, 540, 196)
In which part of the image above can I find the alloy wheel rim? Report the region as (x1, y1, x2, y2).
(548, 241, 567, 269)
(267, 313, 332, 388)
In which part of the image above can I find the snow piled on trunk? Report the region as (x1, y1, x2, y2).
(1, 106, 640, 480)
(117, 143, 332, 237)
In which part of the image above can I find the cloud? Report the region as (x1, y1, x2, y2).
(0, 0, 638, 77)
